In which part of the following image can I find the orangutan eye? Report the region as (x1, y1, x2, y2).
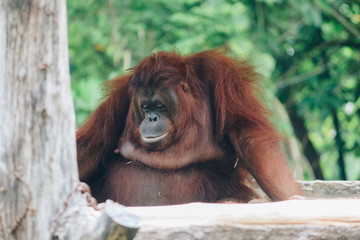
(156, 103, 164, 109)
(141, 104, 150, 111)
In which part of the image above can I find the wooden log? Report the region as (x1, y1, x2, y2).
(87, 200, 140, 240)
(128, 199, 360, 240)
(300, 180, 360, 198)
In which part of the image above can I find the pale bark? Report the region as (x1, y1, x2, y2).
(300, 180, 360, 198)
(130, 199, 360, 240)
(0, 1, 138, 239)
(0, 1, 76, 238)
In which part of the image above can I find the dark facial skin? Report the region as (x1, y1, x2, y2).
(133, 87, 178, 150)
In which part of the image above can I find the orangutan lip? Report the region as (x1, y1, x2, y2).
(142, 132, 169, 143)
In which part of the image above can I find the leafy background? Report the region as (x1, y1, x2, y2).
(67, 0, 360, 180)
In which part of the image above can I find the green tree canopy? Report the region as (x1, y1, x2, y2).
(68, 0, 360, 180)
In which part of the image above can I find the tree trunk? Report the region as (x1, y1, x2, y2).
(0, 0, 77, 238)
(286, 101, 325, 180)
(0, 1, 138, 239)
(331, 108, 347, 180)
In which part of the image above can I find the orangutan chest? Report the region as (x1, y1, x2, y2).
(102, 159, 232, 206)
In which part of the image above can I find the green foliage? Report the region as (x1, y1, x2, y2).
(68, 0, 360, 180)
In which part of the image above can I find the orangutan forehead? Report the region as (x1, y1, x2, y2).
(130, 67, 186, 90)
(143, 87, 154, 96)
(133, 87, 177, 102)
